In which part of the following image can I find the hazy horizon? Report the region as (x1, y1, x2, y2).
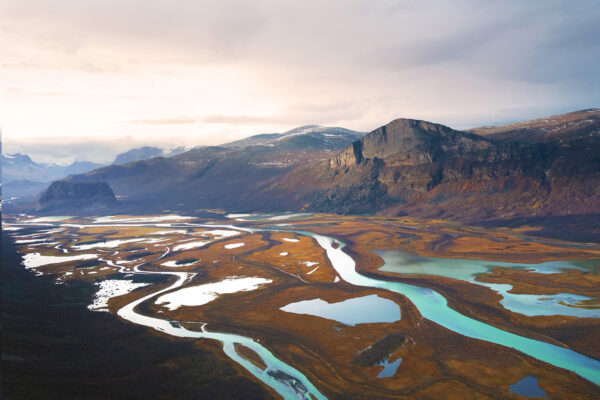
(3, 107, 598, 165)
(2, 0, 599, 164)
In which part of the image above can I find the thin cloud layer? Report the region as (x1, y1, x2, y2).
(2, 0, 599, 163)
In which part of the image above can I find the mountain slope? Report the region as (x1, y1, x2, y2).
(223, 125, 365, 149)
(469, 109, 600, 143)
(112, 146, 164, 165)
(269, 117, 600, 220)
(57, 125, 365, 213)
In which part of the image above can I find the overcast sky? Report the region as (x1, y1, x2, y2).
(2, 0, 599, 163)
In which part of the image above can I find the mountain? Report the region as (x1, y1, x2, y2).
(112, 146, 164, 165)
(270, 116, 600, 221)
(27, 112, 600, 226)
(1, 154, 105, 202)
(2, 153, 61, 182)
(223, 125, 365, 150)
(46, 125, 365, 213)
(3, 145, 189, 204)
(36, 181, 118, 213)
(468, 109, 600, 143)
(64, 161, 106, 176)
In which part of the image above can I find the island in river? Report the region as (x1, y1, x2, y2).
(2, 212, 600, 399)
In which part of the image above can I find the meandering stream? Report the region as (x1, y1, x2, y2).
(116, 245, 327, 400)
(300, 231, 600, 386)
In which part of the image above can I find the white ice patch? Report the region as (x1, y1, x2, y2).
(200, 230, 241, 238)
(173, 241, 211, 251)
(280, 252, 288, 256)
(15, 238, 52, 244)
(3, 226, 23, 231)
(149, 230, 188, 235)
(307, 266, 320, 275)
(302, 261, 318, 267)
(72, 238, 148, 250)
(88, 279, 150, 312)
(267, 213, 309, 221)
(161, 260, 199, 268)
(27, 216, 72, 222)
(22, 253, 98, 269)
(334, 276, 340, 283)
(224, 243, 245, 249)
(93, 215, 194, 223)
(283, 238, 299, 243)
(27, 241, 60, 247)
(155, 277, 272, 310)
(141, 238, 169, 244)
(226, 213, 251, 219)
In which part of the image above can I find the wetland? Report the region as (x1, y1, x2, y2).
(3, 212, 600, 399)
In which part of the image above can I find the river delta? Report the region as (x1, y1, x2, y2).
(4, 213, 600, 399)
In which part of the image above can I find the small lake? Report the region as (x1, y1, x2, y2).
(280, 294, 401, 326)
(509, 375, 547, 398)
(378, 357, 402, 378)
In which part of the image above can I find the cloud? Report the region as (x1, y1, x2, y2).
(132, 117, 198, 125)
(202, 115, 274, 124)
(1, 0, 598, 156)
(202, 102, 364, 126)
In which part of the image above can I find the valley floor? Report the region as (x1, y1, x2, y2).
(2, 213, 600, 399)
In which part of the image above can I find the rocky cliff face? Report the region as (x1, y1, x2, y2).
(36, 181, 118, 212)
(274, 116, 600, 221)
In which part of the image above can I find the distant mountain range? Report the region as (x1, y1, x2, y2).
(2, 145, 190, 203)
(16, 110, 600, 230)
(112, 146, 187, 165)
(2, 154, 106, 202)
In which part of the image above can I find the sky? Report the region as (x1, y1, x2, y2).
(2, 0, 599, 164)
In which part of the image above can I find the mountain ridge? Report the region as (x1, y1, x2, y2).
(17, 111, 600, 229)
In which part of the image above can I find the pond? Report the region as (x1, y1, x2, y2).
(280, 294, 401, 326)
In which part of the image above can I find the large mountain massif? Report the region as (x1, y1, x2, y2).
(30, 110, 600, 228)
(272, 111, 600, 221)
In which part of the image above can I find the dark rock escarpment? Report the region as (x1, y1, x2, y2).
(274, 116, 600, 221)
(36, 180, 118, 212)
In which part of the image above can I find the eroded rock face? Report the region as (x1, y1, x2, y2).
(329, 119, 494, 170)
(276, 116, 600, 220)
